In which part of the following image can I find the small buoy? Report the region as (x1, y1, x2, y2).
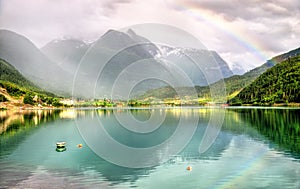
(186, 166, 192, 171)
(77, 144, 83, 148)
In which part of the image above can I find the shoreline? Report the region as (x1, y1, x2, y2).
(1, 104, 300, 111)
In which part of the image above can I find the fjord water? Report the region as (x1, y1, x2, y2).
(0, 108, 299, 188)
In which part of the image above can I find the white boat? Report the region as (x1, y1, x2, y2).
(56, 142, 66, 148)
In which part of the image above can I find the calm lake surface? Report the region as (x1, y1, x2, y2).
(1, 107, 300, 188)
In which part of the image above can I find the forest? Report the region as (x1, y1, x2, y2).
(230, 55, 300, 105)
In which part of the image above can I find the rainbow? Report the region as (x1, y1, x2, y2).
(158, 2, 282, 187)
(167, 1, 272, 67)
(211, 147, 268, 189)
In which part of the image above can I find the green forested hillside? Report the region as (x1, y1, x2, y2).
(230, 55, 300, 105)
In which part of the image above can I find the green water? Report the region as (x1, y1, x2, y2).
(0, 108, 299, 188)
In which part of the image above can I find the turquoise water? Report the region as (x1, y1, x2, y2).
(0, 108, 300, 188)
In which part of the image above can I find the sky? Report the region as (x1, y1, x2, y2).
(0, 0, 299, 71)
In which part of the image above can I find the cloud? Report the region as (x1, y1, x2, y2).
(171, 0, 300, 67)
(180, 0, 300, 21)
(0, 0, 299, 71)
(0, 0, 135, 45)
(101, 0, 134, 13)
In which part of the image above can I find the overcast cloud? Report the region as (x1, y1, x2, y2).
(0, 0, 299, 71)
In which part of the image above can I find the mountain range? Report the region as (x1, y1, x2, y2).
(1, 28, 299, 104)
(0, 29, 234, 98)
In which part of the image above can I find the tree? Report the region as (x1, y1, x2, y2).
(0, 94, 8, 102)
(23, 93, 34, 105)
(52, 98, 62, 107)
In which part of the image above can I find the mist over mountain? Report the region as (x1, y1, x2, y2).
(71, 29, 233, 98)
(230, 62, 246, 75)
(1, 29, 233, 99)
(41, 38, 89, 73)
(71, 29, 167, 98)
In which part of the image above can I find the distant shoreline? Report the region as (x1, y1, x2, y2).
(1, 104, 300, 111)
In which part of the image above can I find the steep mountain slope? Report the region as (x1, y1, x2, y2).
(0, 59, 57, 96)
(230, 54, 300, 105)
(0, 30, 73, 95)
(0, 59, 39, 90)
(0, 59, 59, 108)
